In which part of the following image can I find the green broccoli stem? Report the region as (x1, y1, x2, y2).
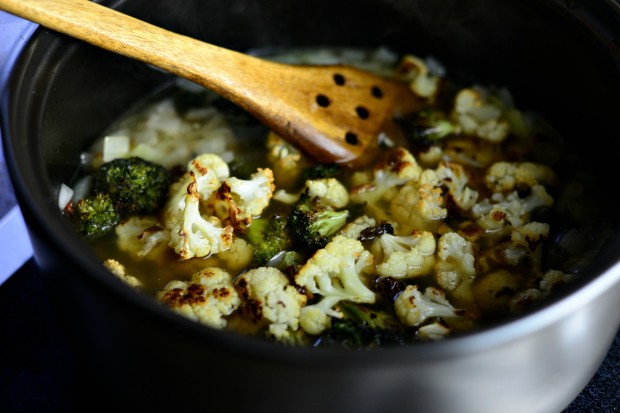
(289, 194, 349, 251)
(310, 210, 349, 238)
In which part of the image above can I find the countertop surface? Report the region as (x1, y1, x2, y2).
(1, 10, 619, 413)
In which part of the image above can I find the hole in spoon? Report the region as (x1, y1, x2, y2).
(345, 132, 358, 145)
(371, 86, 383, 98)
(356, 106, 369, 119)
(333, 73, 346, 86)
(316, 94, 330, 107)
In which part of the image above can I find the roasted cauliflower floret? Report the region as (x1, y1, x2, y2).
(372, 230, 436, 278)
(299, 296, 342, 335)
(500, 222, 550, 266)
(539, 269, 574, 292)
(485, 161, 558, 193)
(417, 145, 444, 168)
(305, 178, 349, 209)
(339, 215, 377, 239)
(103, 258, 142, 288)
(296, 235, 376, 335)
(188, 153, 231, 198)
(213, 167, 275, 230)
(435, 232, 476, 291)
(235, 267, 307, 342)
(156, 267, 241, 328)
(435, 161, 478, 211)
(272, 177, 349, 209)
(296, 235, 376, 303)
(164, 154, 242, 259)
(394, 285, 462, 327)
(433, 231, 478, 307)
(266, 131, 309, 188)
(390, 169, 447, 233)
(441, 137, 500, 169)
(417, 321, 451, 341)
(472, 185, 554, 235)
(115, 216, 170, 260)
(453, 87, 510, 143)
(216, 237, 255, 274)
(165, 170, 234, 259)
(164, 153, 229, 224)
(396, 54, 442, 99)
(350, 147, 422, 206)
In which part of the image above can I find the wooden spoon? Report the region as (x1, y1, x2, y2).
(0, 0, 424, 168)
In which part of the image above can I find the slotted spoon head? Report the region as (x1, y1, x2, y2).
(243, 63, 425, 169)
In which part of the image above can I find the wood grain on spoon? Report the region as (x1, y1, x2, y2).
(0, 0, 424, 168)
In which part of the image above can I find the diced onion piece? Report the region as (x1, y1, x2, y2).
(130, 143, 161, 164)
(219, 151, 234, 164)
(102, 135, 130, 162)
(71, 176, 92, 203)
(426, 55, 446, 77)
(58, 183, 74, 210)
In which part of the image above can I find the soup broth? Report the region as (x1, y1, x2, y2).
(61, 48, 610, 347)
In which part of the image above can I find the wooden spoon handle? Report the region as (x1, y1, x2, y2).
(0, 0, 272, 103)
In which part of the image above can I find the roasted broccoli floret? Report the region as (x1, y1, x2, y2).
(93, 156, 170, 216)
(74, 193, 121, 239)
(289, 194, 349, 251)
(404, 108, 457, 145)
(246, 214, 293, 266)
(314, 301, 410, 348)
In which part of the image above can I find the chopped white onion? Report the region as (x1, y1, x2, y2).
(71, 176, 92, 203)
(426, 55, 446, 77)
(130, 143, 161, 164)
(371, 47, 399, 65)
(219, 151, 235, 164)
(57, 183, 74, 211)
(102, 135, 130, 162)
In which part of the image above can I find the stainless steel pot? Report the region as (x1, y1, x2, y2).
(2, 1, 620, 412)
